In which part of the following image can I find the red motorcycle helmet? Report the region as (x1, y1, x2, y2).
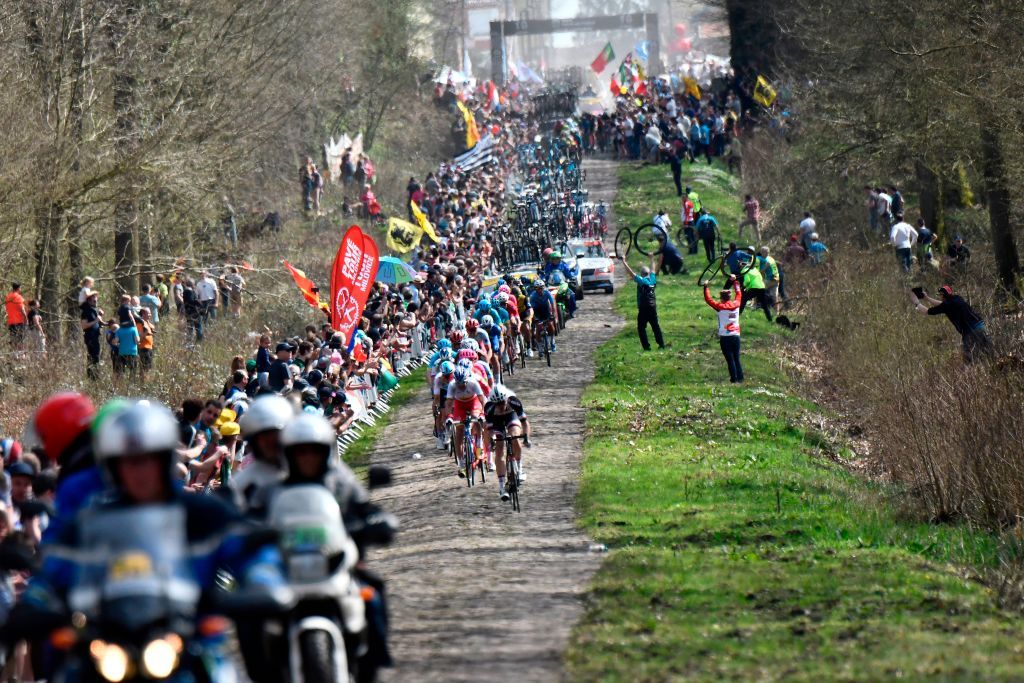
(27, 392, 96, 464)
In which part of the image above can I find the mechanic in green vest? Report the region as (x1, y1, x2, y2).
(740, 247, 773, 321)
(686, 186, 702, 214)
(757, 246, 781, 315)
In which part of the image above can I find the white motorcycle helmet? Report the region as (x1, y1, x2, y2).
(240, 394, 295, 463)
(280, 413, 337, 481)
(94, 401, 180, 488)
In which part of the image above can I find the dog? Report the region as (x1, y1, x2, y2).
(776, 315, 800, 331)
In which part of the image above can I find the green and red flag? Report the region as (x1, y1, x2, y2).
(590, 42, 615, 73)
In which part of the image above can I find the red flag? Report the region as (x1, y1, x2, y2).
(329, 225, 379, 341)
(590, 42, 615, 73)
(635, 80, 648, 97)
(610, 76, 621, 96)
(283, 260, 327, 313)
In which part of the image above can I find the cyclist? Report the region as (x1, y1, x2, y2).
(432, 359, 456, 450)
(528, 280, 558, 353)
(513, 284, 535, 358)
(480, 315, 503, 379)
(484, 384, 531, 502)
(466, 318, 490, 363)
(445, 365, 486, 478)
(541, 251, 577, 317)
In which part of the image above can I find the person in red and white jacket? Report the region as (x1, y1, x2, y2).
(703, 274, 744, 383)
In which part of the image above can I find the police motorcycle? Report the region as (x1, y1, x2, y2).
(261, 413, 396, 683)
(5, 401, 292, 683)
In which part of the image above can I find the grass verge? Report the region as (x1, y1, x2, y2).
(346, 364, 426, 471)
(566, 161, 1024, 681)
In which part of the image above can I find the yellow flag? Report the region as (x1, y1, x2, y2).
(753, 75, 777, 107)
(385, 217, 424, 253)
(410, 201, 440, 243)
(636, 62, 646, 81)
(683, 76, 701, 101)
(457, 100, 480, 149)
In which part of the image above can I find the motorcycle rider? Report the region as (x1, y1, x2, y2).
(6, 400, 290, 678)
(541, 251, 577, 317)
(231, 394, 294, 517)
(273, 413, 397, 681)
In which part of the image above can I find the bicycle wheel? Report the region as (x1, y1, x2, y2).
(464, 434, 474, 488)
(697, 256, 726, 286)
(614, 227, 633, 259)
(544, 332, 552, 367)
(633, 223, 667, 257)
(508, 459, 521, 512)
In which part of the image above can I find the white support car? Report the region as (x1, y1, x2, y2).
(567, 239, 614, 294)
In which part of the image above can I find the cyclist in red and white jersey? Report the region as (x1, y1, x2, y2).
(432, 360, 456, 450)
(445, 364, 486, 478)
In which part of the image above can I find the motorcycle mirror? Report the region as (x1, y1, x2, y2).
(367, 465, 393, 490)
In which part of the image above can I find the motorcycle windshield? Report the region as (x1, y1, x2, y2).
(267, 485, 349, 556)
(69, 505, 200, 632)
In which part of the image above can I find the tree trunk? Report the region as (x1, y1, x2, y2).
(978, 119, 1021, 297)
(110, 0, 140, 294)
(34, 200, 63, 344)
(915, 160, 945, 246)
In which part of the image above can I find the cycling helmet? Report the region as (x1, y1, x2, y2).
(437, 338, 452, 350)
(438, 347, 455, 362)
(481, 315, 494, 327)
(27, 392, 96, 465)
(453, 366, 471, 383)
(94, 401, 180, 491)
(457, 348, 477, 362)
(548, 272, 564, 286)
(542, 247, 553, 259)
(531, 280, 545, 290)
(239, 395, 294, 438)
(488, 384, 514, 402)
(463, 338, 480, 352)
(492, 293, 507, 305)
(449, 329, 465, 345)
(439, 360, 455, 375)
(497, 284, 512, 295)
(477, 299, 492, 311)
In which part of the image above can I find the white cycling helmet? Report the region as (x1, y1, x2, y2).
(239, 395, 295, 438)
(488, 383, 515, 402)
(481, 315, 494, 327)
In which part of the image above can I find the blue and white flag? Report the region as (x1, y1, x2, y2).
(635, 40, 650, 62)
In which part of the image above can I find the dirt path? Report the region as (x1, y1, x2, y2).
(370, 158, 623, 683)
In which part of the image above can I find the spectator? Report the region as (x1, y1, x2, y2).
(156, 274, 171, 316)
(26, 299, 46, 359)
(225, 267, 245, 318)
(680, 194, 697, 254)
(916, 218, 934, 270)
(889, 185, 904, 218)
(300, 157, 315, 211)
(912, 285, 993, 364)
(80, 289, 104, 379)
(196, 272, 218, 322)
(77, 276, 95, 305)
(799, 212, 817, 251)
(138, 308, 155, 381)
(808, 233, 829, 265)
(268, 342, 295, 393)
(703, 274, 744, 382)
(696, 210, 719, 262)
(738, 194, 760, 244)
(656, 233, 686, 275)
(116, 319, 141, 382)
(740, 250, 772, 321)
(947, 235, 971, 266)
(758, 246, 781, 314)
(222, 196, 238, 246)
(140, 284, 161, 323)
(864, 185, 879, 234)
(889, 213, 918, 272)
(875, 187, 892, 230)
(783, 235, 807, 266)
(5, 282, 26, 349)
(619, 257, 666, 351)
(669, 147, 683, 196)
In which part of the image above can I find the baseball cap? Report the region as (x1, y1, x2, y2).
(937, 285, 953, 297)
(245, 359, 257, 372)
(7, 462, 34, 478)
(275, 342, 294, 353)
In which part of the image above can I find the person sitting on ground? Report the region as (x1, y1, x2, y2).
(947, 234, 971, 266)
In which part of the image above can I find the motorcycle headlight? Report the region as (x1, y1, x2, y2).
(141, 637, 180, 679)
(90, 641, 129, 683)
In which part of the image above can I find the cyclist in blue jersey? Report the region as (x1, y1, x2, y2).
(528, 280, 558, 353)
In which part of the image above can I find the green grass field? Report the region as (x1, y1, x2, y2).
(566, 162, 1024, 681)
